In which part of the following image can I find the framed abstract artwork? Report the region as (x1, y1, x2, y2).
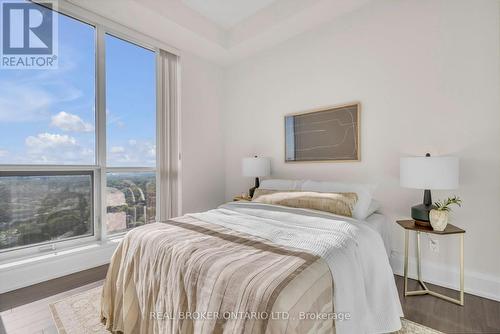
(285, 103, 360, 162)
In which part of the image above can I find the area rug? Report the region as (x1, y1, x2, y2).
(49, 286, 443, 334)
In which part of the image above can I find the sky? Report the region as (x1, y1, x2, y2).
(0, 6, 156, 167)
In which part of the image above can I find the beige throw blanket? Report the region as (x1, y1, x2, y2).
(101, 216, 334, 334)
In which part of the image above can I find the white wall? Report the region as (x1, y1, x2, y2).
(223, 0, 500, 300)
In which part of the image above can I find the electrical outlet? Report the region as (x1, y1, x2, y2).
(429, 238, 439, 253)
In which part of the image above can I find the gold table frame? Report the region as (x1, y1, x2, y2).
(403, 230, 464, 306)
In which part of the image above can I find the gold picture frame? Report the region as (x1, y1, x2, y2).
(284, 102, 360, 163)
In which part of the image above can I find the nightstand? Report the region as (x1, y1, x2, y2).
(233, 195, 251, 201)
(396, 220, 465, 306)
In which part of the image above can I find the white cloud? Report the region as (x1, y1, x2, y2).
(51, 111, 94, 132)
(108, 140, 156, 167)
(106, 109, 125, 128)
(0, 149, 8, 157)
(24, 133, 93, 164)
(26, 133, 77, 148)
(110, 146, 125, 153)
(0, 80, 83, 122)
(147, 146, 156, 158)
(0, 84, 53, 122)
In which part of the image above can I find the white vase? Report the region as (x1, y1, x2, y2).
(429, 210, 449, 231)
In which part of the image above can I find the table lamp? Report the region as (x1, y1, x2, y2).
(400, 153, 459, 227)
(242, 156, 271, 198)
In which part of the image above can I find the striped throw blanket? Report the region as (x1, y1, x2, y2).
(101, 216, 332, 334)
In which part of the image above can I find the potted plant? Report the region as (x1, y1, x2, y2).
(429, 196, 462, 231)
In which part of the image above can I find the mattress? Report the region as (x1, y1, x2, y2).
(101, 202, 402, 334)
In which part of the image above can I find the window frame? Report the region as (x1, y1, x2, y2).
(0, 166, 99, 262)
(0, 1, 178, 261)
(99, 29, 158, 239)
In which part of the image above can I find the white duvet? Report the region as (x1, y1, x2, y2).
(189, 201, 403, 334)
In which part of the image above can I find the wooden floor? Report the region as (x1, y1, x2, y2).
(395, 276, 500, 333)
(0, 265, 109, 312)
(0, 265, 108, 334)
(0, 267, 499, 334)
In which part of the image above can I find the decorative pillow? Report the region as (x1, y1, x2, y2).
(300, 180, 376, 220)
(252, 189, 358, 218)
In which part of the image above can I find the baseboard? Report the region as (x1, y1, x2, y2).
(390, 251, 500, 302)
(0, 241, 117, 294)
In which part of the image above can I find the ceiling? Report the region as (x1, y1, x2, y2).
(69, 0, 374, 65)
(181, 0, 279, 29)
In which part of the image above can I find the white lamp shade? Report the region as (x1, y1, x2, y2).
(242, 157, 271, 177)
(400, 156, 459, 190)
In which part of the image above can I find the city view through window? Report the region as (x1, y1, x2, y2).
(0, 4, 157, 252)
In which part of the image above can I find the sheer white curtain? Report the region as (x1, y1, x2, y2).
(156, 49, 180, 221)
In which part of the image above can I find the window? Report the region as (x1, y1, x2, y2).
(0, 7, 97, 254)
(105, 34, 156, 234)
(0, 11, 95, 165)
(0, 3, 164, 256)
(106, 172, 156, 234)
(0, 172, 93, 250)
(105, 34, 156, 168)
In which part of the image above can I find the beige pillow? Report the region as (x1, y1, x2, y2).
(252, 189, 358, 218)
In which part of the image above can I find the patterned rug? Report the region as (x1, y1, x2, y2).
(49, 286, 443, 334)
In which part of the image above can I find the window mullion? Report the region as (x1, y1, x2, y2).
(96, 25, 107, 241)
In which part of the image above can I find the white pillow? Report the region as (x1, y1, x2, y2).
(259, 179, 304, 191)
(300, 180, 376, 220)
(366, 199, 381, 218)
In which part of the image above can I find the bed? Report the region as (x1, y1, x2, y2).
(101, 182, 403, 334)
